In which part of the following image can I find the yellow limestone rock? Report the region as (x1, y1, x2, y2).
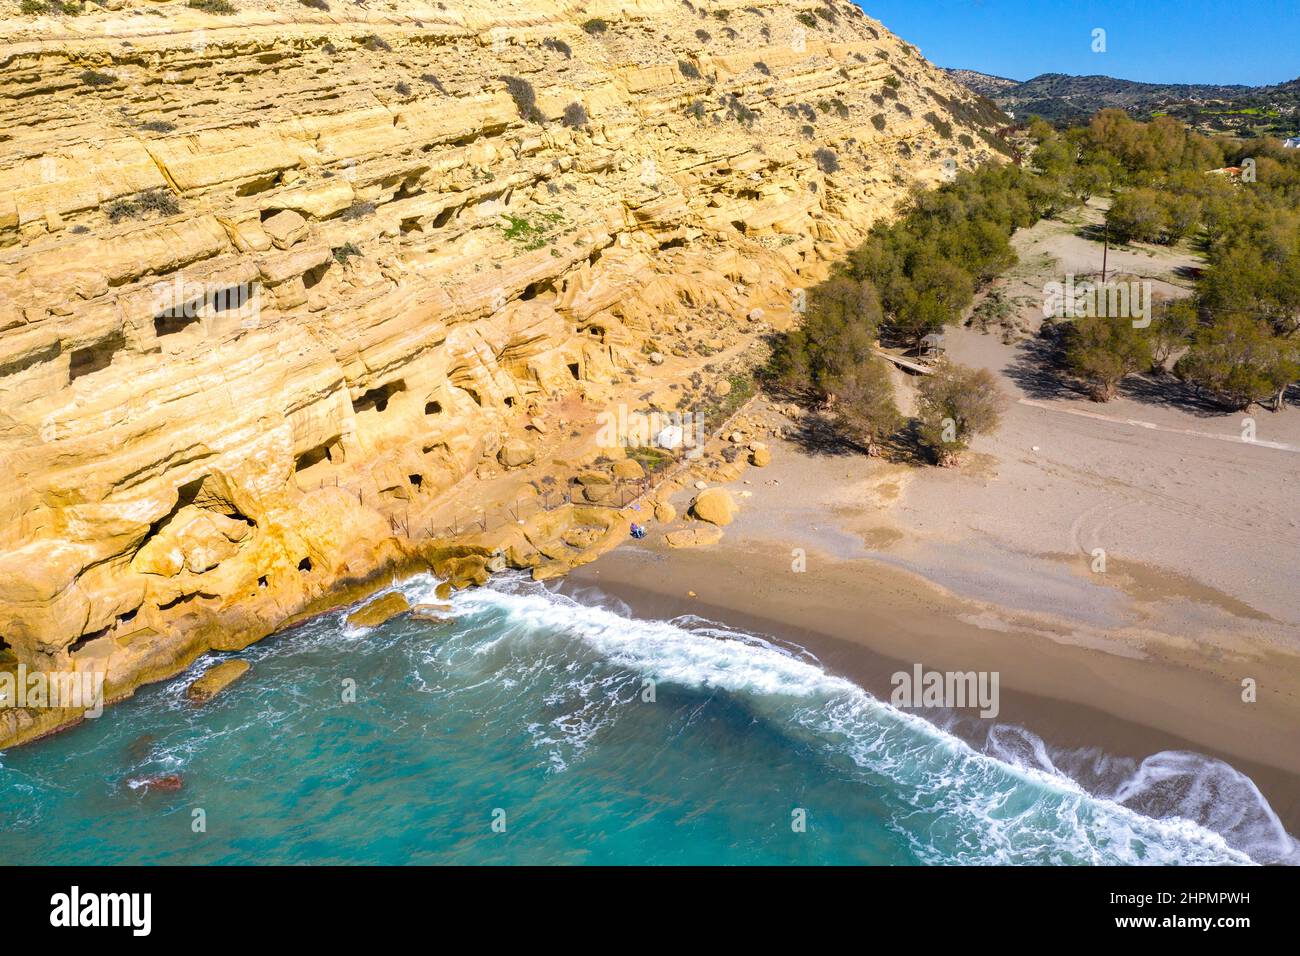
(0, 0, 1008, 745)
(346, 591, 411, 629)
(612, 458, 645, 480)
(186, 660, 251, 703)
(690, 488, 739, 526)
(666, 526, 724, 548)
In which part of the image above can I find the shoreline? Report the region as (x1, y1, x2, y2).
(561, 540, 1300, 835)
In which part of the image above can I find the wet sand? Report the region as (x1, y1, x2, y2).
(564, 540, 1300, 835)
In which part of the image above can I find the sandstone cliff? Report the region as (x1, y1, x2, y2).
(0, 0, 1007, 744)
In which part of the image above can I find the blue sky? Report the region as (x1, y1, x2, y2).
(856, 1, 1300, 87)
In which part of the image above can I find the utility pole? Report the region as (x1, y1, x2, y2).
(1101, 218, 1109, 284)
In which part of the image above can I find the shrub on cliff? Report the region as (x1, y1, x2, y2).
(924, 112, 953, 138)
(298, 0, 328, 9)
(695, 29, 712, 42)
(186, 0, 236, 13)
(500, 75, 544, 124)
(582, 18, 608, 34)
(80, 69, 116, 87)
(362, 34, 392, 52)
(795, 12, 818, 29)
(543, 38, 572, 58)
(678, 59, 702, 80)
(871, 114, 886, 131)
(813, 147, 840, 174)
(105, 188, 180, 223)
(562, 102, 589, 128)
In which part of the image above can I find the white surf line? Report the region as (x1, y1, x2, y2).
(1017, 398, 1298, 453)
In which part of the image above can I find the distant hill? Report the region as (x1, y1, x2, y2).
(944, 69, 1300, 136)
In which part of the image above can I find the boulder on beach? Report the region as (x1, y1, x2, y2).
(750, 446, 771, 467)
(665, 526, 723, 548)
(654, 499, 677, 523)
(186, 659, 251, 704)
(346, 591, 411, 629)
(690, 488, 738, 526)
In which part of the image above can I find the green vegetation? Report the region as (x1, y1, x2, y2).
(501, 211, 565, 250)
(186, 0, 236, 13)
(1063, 314, 1152, 400)
(813, 147, 839, 174)
(582, 18, 608, 35)
(80, 70, 116, 87)
(332, 242, 362, 264)
(298, 0, 329, 9)
(561, 102, 589, 128)
(21, 0, 84, 14)
(1029, 110, 1300, 409)
(916, 362, 1007, 465)
(105, 188, 180, 223)
(543, 38, 572, 58)
(500, 75, 544, 124)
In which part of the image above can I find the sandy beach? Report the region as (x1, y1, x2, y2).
(563, 206, 1300, 835)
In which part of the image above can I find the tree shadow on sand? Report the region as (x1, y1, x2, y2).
(1117, 372, 1238, 418)
(1003, 333, 1091, 401)
(782, 405, 931, 465)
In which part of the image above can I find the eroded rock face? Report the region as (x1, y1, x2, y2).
(0, 0, 1007, 745)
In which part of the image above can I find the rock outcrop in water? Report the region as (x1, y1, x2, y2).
(0, 0, 1008, 746)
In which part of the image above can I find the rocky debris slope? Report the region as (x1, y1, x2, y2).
(0, 0, 1007, 745)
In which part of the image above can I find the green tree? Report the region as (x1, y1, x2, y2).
(916, 361, 1007, 465)
(1064, 315, 1153, 400)
(1173, 316, 1298, 411)
(827, 356, 902, 456)
(1146, 298, 1198, 373)
(1106, 188, 1166, 244)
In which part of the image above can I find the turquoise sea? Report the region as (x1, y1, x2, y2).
(1, 574, 1294, 865)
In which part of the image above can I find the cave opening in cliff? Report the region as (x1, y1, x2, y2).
(408, 474, 423, 488)
(68, 332, 126, 382)
(297, 557, 313, 573)
(302, 262, 331, 290)
(567, 363, 581, 380)
(295, 442, 337, 472)
(424, 400, 443, 416)
(520, 280, 553, 302)
(354, 380, 405, 415)
(154, 305, 202, 339)
(69, 627, 111, 655)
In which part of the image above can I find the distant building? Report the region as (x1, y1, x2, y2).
(1284, 137, 1300, 149)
